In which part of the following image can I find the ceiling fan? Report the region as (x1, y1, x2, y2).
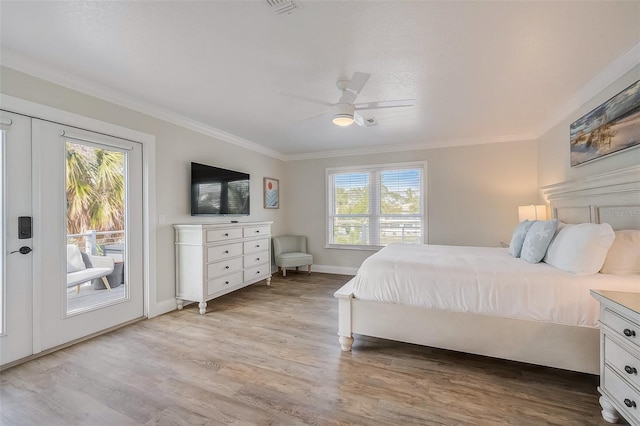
(280, 72, 415, 127)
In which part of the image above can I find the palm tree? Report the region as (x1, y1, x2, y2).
(66, 143, 125, 236)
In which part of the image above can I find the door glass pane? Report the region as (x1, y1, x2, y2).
(66, 142, 127, 315)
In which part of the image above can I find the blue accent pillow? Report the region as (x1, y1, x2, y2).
(508, 220, 534, 258)
(521, 220, 558, 263)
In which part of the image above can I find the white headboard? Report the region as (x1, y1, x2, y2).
(541, 165, 640, 231)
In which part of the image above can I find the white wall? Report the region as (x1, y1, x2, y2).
(284, 141, 539, 271)
(0, 66, 286, 310)
(538, 64, 640, 194)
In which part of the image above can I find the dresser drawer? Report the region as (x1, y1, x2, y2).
(244, 238, 269, 254)
(207, 271, 243, 296)
(206, 242, 242, 262)
(206, 228, 243, 243)
(603, 308, 640, 349)
(243, 225, 270, 238)
(244, 250, 269, 268)
(603, 365, 640, 424)
(206, 257, 243, 279)
(244, 264, 269, 282)
(605, 335, 640, 390)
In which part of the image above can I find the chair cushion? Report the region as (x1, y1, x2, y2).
(67, 267, 113, 287)
(67, 244, 86, 273)
(275, 252, 313, 268)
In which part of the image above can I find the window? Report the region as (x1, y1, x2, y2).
(326, 162, 426, 249)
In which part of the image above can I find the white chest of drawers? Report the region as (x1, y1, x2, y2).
(592, 290, 640, 425)
(175, 222, 272, 314)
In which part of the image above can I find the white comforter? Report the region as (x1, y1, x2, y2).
(351, 243, 640, 328)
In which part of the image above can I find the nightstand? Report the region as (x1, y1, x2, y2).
(591, 290, 640, 425)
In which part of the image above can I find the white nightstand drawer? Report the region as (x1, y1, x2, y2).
(243, 225, 270, 238)
(244, 251, 269, 268)
(206, 242, 242, 262)
(206, 228, 243, 242)
(603, 308, 640, 349)
(244, 264, 269, 282)
(207, 257, 243, 279)
(244, 238, 269, 254)
(207, 272, 243, 296)
(603, 365, 640, 424)
(605, 335, 640, 390)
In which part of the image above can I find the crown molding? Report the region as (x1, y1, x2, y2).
(534, 42, 640, 140)
(0, 48, 287, 161)
(3, 42, 638, 163)
(282, 133, 536, 161)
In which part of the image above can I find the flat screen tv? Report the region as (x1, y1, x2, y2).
(191, 162, 250, 216)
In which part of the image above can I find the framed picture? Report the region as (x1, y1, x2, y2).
(264, 177, 279, 209)
(570, 79, 640, 167)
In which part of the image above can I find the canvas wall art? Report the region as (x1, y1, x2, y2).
(264, 177, 279, 209)
(570, 79, 640, 167)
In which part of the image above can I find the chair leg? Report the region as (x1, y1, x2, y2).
(295, 266, 299, 272)
(76, 284, 81, 294)
(282, 267, 287, 277)
(101, 276, 112, 291)
(308, 264, 311, 275)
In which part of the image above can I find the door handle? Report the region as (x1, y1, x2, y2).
(10, 246, 32, 255)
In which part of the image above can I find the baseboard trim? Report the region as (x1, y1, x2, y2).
(148, 298, 178, 318)
(311, 264, 358, 276)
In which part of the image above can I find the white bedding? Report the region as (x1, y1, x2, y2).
(351, 243, 640, 328)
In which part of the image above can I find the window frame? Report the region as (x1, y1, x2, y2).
(325, 161, 427, 250)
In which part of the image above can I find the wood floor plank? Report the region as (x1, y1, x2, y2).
(1, 272, 612, 425)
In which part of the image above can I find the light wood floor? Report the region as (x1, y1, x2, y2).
(1, 272, 612, 425)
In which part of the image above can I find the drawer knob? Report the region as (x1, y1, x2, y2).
(256, 244, 260, 248)
(224, 233, 229, 237)
(624, 328, 636, 337)
(225, 265, 230, 269)
(256, 258, 260, 261)
(625, 366, 638, 375)
(225, 281, 229, 285)
(224, 250, 229, 254)
(625, 398, 637, 408)
(255, 230, 260, 233)
(256, 271, 260, 274)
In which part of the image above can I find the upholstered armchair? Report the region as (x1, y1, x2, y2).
(272, 235, 313, 277)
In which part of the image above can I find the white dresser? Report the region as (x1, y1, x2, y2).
(174, 222, 272, 314)
(592, 290, 640, 425)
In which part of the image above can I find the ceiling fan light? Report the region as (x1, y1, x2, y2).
(332, 114, 354, 126)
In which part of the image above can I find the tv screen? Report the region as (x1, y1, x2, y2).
(191, 162, 250, 216)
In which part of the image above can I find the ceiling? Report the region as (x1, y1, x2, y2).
(1, 1, 639, 159)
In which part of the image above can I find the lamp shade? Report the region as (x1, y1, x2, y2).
(518, 204, 547, 222)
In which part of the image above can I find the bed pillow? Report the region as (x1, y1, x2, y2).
(507, 220, 534, 258)
(521, 219, 558, 263)
(600, 230, 640, 275)
(67, 244, 86, 273)
(543, 222, 615, 275)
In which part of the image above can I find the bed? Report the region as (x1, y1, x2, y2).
(334, 165, 640, 374)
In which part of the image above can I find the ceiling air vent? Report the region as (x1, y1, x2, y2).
(266, 0, 297, 15)
(364, 118, 377, 127)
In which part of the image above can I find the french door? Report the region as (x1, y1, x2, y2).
(0, 113, 144, 366)
(34, 119, 144, 351)
(0, 112, 33, 365)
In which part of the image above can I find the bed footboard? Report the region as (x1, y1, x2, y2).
(334, 279, 600, 374)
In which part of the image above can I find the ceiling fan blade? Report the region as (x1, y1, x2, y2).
(296, 110, 329, 122)
(354, 99, 416, 110)
(353, 111, 365, 127)
(278, 90, 334, 107)
(338, 72, 371, 104)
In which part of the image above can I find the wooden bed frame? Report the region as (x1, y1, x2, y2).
(335, 165, 640, 375)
